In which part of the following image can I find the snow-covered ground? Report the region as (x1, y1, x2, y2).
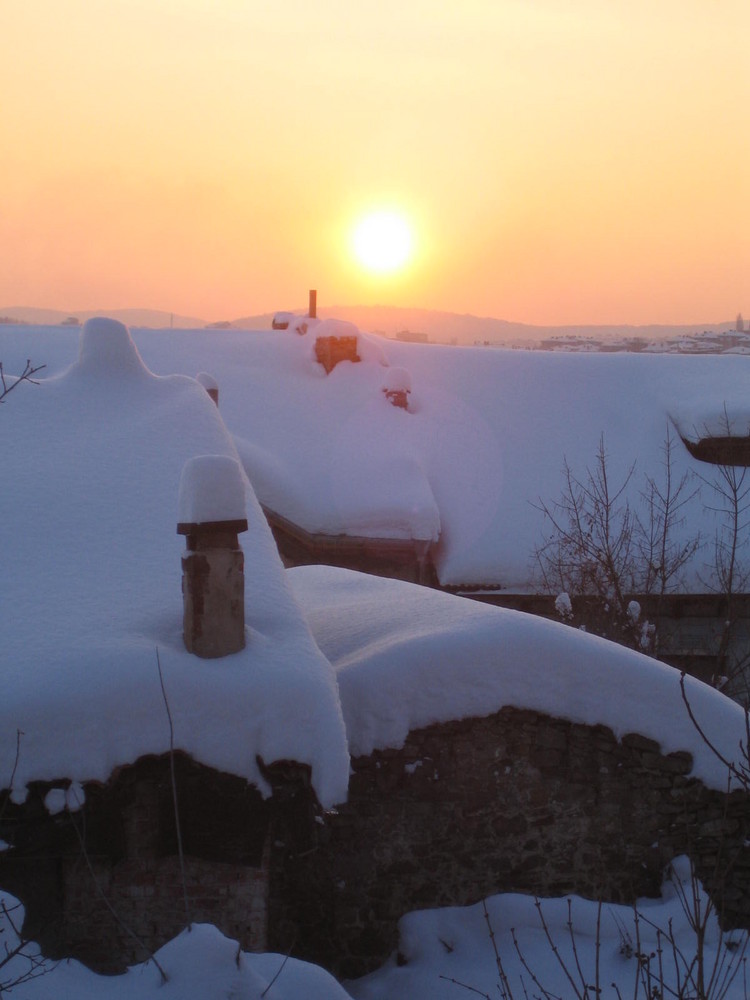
(348, 859, 749, 1000)
(4, 860, 747, 999)
(0, 895, 353, 999)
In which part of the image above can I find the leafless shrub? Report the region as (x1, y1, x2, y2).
(0, 360, 45, 405)
(534, 434, 642, 647)
(637, 427, 701, 656)
(0, 895, 51, 995)
(535, 430, 698, 654)
(693, 408, 750, 700)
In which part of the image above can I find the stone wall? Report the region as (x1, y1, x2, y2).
(62, 854, 267, 970)
(268, 706, 750, 980)
(1, 711, 748, 981)
(0, 754, 273, 972)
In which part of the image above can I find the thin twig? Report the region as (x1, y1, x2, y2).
(260, 935, 296, 998)
(482, 899, 515, 998)
(679, 673, 748, 787)
(0, 729, 23, 828)
(534, 898, 584, 998)
(594, 899, 601, 1000)
(511, 924, 564, 1000)
(0, 360, 45, 403)
(565, 898, 588, 993)
(68, 815, 168, 983)
(0, 898, 52, 987)
(437, 974, 492, 998)
(156, 648, 191, 930)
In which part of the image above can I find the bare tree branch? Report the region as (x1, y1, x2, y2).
(0, 360, 45, 404)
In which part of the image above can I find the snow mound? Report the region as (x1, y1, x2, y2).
(670, 397, 750, 441)
(0, 895, 354, 999)
(195, 371, 218, 392)
(1, 322, 350, 809)
(349, 860, 748, 1000)
(313, 318, 360, 341)
(178, 454, 248, 525)
(289, 565, 750, 790)
(75, 316, 151, 379)
(382, 367, 412, 393)
(356, 329, 389, 366)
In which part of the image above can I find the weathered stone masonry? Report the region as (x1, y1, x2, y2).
(1, 707, 749, 980)
(0, 755, 279, 971)
(269, 707, 750, 979)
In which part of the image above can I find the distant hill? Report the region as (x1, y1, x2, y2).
(232, 304, 735, 346)
(0, 307, 207, 329)
(3, 304, 736, 345)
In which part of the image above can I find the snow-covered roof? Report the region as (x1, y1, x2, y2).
(0, 319, 349, 808)
(289, 565, 750, 792)
(2, 320, 749, 800)
(11, 320, 740, 591)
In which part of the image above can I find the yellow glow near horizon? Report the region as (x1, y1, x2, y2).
(1, 1, 748, 325)
(352, 212, 413, 274)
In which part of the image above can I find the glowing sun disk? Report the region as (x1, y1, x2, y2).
(353, 212, 413, 273)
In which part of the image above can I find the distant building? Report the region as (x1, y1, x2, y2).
(395, 329, 428, 343)
(737, 313, 745, 333)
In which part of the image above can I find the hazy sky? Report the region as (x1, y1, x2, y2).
(2, 1, 748, 324)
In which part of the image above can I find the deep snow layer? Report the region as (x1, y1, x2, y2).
(3, 322, 749, 588)
(0, 320, 349, 807)
(289, 565, 750, 791)
(2, 321, 749, 804)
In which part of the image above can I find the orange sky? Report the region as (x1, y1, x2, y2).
(2, 0, 748, 325)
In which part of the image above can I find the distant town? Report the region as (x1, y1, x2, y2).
(2, 306, 747, 355)
(500, 318, 750, 354)
(385, 314, 750, 354)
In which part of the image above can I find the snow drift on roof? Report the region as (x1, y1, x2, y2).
(0, 319, 349, 807)
(289, 565, 749, 792)
(7, 324, 750, 590)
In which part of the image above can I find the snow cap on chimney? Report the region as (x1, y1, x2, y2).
(178, 455, 247, 528)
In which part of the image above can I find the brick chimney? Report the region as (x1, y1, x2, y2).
(313, 318, 361, 374)
(177, 456, 248, 658)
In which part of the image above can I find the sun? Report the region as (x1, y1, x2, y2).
(352, 211, 413, 273)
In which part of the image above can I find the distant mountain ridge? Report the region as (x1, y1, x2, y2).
(1, 306, 207, 329)
(233, 304, 736, 346)
(3, 303, 735, 345)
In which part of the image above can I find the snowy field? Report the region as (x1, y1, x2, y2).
(1, 321, 749, 998)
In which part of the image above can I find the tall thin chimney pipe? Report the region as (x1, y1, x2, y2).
(308, 289, 317, 319)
